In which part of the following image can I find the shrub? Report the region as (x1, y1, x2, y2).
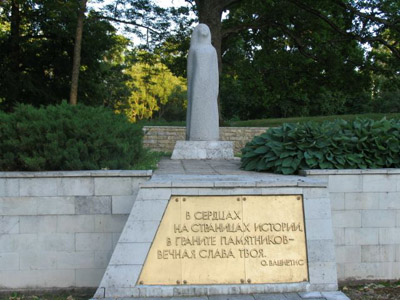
(241, 118, 400, 175)
(0, 102, 143, 171)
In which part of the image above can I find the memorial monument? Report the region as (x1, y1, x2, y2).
(92, 24, 347, 300)
(171, 24, 234, 159)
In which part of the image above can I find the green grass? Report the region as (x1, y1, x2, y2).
(138, 113, 400, 128)
(132, 149, 170, 170)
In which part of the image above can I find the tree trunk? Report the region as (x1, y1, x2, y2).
(9, 0, 21, 107)
(69, 0, 87, 106)
(196, 0, 223, 75)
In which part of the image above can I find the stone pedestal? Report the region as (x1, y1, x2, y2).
(92, 163, 343, 299)
(171, 140, 234, 160)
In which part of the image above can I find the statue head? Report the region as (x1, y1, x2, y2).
(190, 23, 211, 47)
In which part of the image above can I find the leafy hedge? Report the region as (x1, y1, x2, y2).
(241, 118, 400, 175)
(0, 102, 143, 171)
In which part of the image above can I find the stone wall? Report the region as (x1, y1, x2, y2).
(0, 169, 399, 289)
(143, 126, 269, 153)
(301, 169, 400, 282)
(0, 171, 151, 289)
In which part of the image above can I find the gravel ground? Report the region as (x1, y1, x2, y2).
(341, 282, 400, 300)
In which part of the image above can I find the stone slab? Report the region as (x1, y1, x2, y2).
(171, 141, 234, 160)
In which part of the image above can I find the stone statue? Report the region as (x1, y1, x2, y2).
(186, 23, 219, 141)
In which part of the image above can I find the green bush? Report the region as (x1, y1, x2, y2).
(241, 118, 400, 175)
(0, 102, 143, 171)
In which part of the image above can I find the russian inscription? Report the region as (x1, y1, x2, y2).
(138, 195, 308, 285)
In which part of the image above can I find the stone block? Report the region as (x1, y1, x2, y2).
(171, 141, 234, 160)
(379, 228, 400, 244)
(95, 215, 128, 233)
(57, 215, 95, 233)
(76, 268, 105, 287)
(0, 253, 19, 270)
(0, 216, 19, 234)
(112, 196, 136, 214)
(56, 251, 96, 269)
(345, 228, 379, 245)
(304, 198, 331, 219)
(112, 232, 121, 249)
(298, 292, 323, 299)
(362, 210, 396, 227)
(20, 216, 57, 233)
(20, 251, 57, 270)
(19, 178, 59, 196)
(37, 197, 75, 215)
(57, 177, 94, 196)
(344, 262, 395, 280)
(305, 219, 334, 240)
(0, 197, 37, 215)
(332, 211, 361, 228)
(0, 179, 19, 196)
(76, 233, 113, 251)
(130, 200, 168, 221)
(118, 220, 160, 243)
(308, 262, 338, 284)
(37, 233, 75, 251)
(333, 228, 345, 245)
(344, 193, 381, 210)
(75, 196, 111, 214)
(379, 192, 400, 209)
(140, 188, 172, 200)
(330, 193, 344, 210)
(363, 175, 397, 192)
(307, 240, 336, 263)
(0, 234, 37, 252)
(109, 243, 150, 265)
(261, 188, 302, 195)
(95, 250, 113, 268)
(95, 178, 133, 196)
(102, 265, 142, 288)
(302, 188, 328, 199)
(335, 246, 361, 263)
(328, 175, 362, 192)
(361, 245, 396, 262)
(336, 263, 345, 281)
(321, 291, 351, 300)
(0, 269, 75, 288)
(398, 211, 400, 227)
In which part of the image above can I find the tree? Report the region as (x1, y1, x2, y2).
(117, 52, 187, 122)
(69, 0, 87, 105)
(0, 0, 130, 110)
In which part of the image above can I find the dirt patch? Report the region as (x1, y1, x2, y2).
(341, 282, 400, 300)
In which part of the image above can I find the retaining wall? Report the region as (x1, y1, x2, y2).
(0, 169, 399, 289)
(0, 171, 151, 289)
(301, 169, 400, 282)
(143, 126, 269, 153)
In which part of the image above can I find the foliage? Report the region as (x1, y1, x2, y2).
(132, 150, 170, 170)
(241, 118, 400, 174)
(0, 102, 143, 171)
(118, 52, 187, 122)
(0, 1, 130, 110)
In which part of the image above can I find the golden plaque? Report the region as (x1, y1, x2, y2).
(138, 195, 308, 285)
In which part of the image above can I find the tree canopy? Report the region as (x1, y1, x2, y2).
(0, 0, 398, 121)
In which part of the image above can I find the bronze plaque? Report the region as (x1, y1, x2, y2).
(138, 195, 308, 285)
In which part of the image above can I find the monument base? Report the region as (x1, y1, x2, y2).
(171, 140, 234, 160)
